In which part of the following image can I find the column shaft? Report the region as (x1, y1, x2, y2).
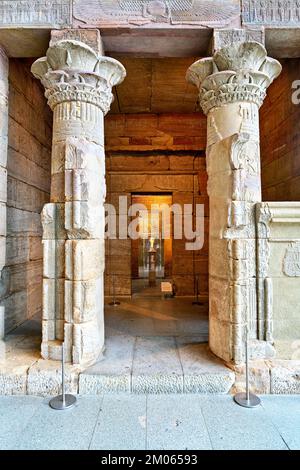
(32, 40, 125, 366)
(187, 42, 281, 363)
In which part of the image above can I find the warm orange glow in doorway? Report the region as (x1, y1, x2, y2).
(131, 194, 173, 281)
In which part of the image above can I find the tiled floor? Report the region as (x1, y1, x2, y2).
(0, 394, 299, 450)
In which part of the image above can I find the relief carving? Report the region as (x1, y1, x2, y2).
(0, 0, 71, 26)
(213, 28, 265, 52)
(73, 0, 240, 27)
(283, 242, 300, 277)
(242, 0, 300, 25)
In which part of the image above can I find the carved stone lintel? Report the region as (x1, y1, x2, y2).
(186, 42, 282, 115)
(73, 0, 240, 28)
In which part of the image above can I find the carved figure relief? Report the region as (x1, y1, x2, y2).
(283, 242, 300, 276)
(73, 0, 240, 26)
(242, 0, 300, 24)
(0, 0, 71, 26)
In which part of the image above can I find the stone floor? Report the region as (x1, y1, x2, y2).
(0, 296, 236, 395)
(81, 297, 234, 394)
(1, 394, 299, 450)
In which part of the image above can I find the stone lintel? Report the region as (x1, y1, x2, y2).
(73, 0, 240, 29)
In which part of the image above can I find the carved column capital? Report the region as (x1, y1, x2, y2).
(31, 39, 126, 115)
(186, 42, 281, 114)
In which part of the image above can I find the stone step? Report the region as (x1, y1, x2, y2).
(79, 336, 235, 395)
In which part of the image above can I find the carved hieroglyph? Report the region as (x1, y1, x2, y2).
(187, 42, 281, 363)
(32, 40, 126, 366)
(213, 28, 265, 52)
(242, 0, 300, 25)
(73, 0, 240, 27)
(283, 242, 300, 277)
(0, 1, 72, 27)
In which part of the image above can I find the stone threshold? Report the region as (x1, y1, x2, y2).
(0, 333, 234, 396)
(1, 333, 300, 396)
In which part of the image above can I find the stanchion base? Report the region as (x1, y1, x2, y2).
(234, 392, 261, 408)
(108, 300, 120, 306)
(192, 301, 204, 305)
(49, 394, 77, 410)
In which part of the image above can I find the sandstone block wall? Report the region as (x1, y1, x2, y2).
(1, 59, 52, 333)
(0, 48, 8, 339)
(104, 113, 208, 298)
(261, 59, 300, 202)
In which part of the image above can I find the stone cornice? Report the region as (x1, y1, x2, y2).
(186, 42, 282, 114)
(31, 39, 126, 114)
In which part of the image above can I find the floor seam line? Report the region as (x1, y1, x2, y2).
(175, 336, 185, 393)
(145, 394, 148, 450)
(260, 401, 291, 450)
(130, 336, 138, 393)
(199, 405, 214, 450)
(88, 394, 105, 450)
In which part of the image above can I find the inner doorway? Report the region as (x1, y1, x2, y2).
(131, 194, 172, 296)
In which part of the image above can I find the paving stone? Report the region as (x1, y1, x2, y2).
(201, 395, 288, 450)
(147, 394, 212, 450)
(79, 335, 135, 394)
(0, 395, 43, 450)
(27, 359, 80, 397)
(261, 395, 300, 450)
(16, 396, 103, 450)
(132, 337, 183, 394)
(0, 335, 40, 395)
(176, 339, 235, 393)
(90, 394, 146, 450)
(271, 365, 300, 394)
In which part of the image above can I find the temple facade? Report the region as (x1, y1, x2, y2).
(0, 1, 300, 395)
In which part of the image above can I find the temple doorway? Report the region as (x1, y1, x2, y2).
(131, 194, 172, 297)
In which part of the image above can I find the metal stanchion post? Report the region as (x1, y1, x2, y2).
(49, 342, 77, 410)
(109, 274, 120, 306)
(234, 326, 261, 408)
(192, 274, 204, 306)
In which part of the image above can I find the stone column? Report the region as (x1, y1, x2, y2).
(186, 42, 281, 363)
(31, 40, 126, 366)
(0, 46, 8, 358)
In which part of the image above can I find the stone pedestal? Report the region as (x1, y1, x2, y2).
(187, 42, 281, 363)
(31, 39, 126, 366)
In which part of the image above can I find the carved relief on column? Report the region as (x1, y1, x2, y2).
(32, 40, 126, 366)
(186, 42, 281, 363)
